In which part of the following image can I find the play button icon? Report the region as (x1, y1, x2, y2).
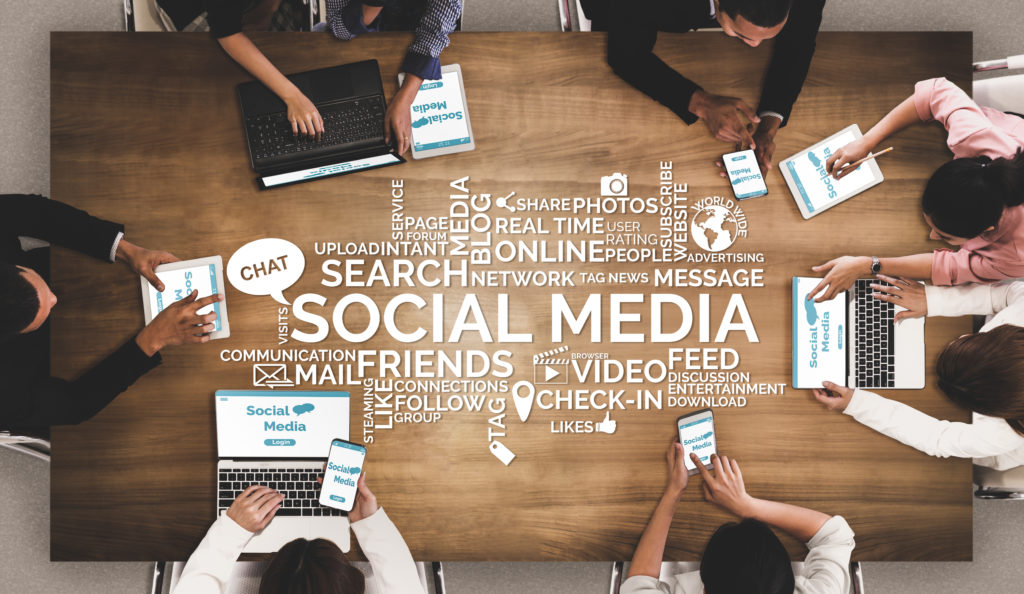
(544, 365, 560, 381)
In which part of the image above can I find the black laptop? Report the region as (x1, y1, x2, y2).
(238, 59, 405, 189)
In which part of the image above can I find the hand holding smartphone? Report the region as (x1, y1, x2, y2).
(319, 438, 367, 512)
(722, 149, 768, 200)
(677, 409, 717, 475)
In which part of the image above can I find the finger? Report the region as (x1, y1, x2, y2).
(690, 452, 712, 483)
(713, 454, 730, 479)
(304, 115, 315, 137)
(190, 293, 223, 312)
(260, 503, 281, 528)
(257, 493, 285, 515)
(702, 483, 713, 501)
(738, 126, 755, 151)
(894, 275, 914, 287)
(805, 279, 828, 301)
(714, 160, 724, 169)
(825, 151, 840, 172)
(314, 111, 324, 134)
(872, 292, 898, 304)
(894, 311, 907, 323)
(384, 120, 392, 145)
(810, 258, 837, 273)
(812, 389, 830, 404)
(251, 489, 280, 508)
(179, 290, 199, 305)
(869, 283, 900, 295)
(239, 484, 262, 499)
(815, 286, 838, 303)
(185, 334, 211, 344)
(736, 100, 760, 125)
(874, 273, 902, 286)
(290, 116, 298, 136)
(192, 323, 216, 335)
(730, 458, 742, 480)
(145, 271, 165, 292)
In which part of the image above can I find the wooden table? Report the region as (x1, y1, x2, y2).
(51, 31, 973, 561)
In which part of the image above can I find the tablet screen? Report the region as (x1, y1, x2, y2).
(785, 129, 880, 214)
(792, 277, 847, 388)
(409, 70, 471, 152)
(147, 264, 222, 330)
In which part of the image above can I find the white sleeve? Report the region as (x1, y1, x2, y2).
(796, 516, 855, 594)
(925, 281, 1024, 318)
(351, 508, 426, 594)
(844, 389, 1024, 459)
(171, 514, 253, 594)
(620, 575, 676, 594)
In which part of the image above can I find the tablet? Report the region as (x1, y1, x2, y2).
(140, 256, 230, 340)
(398, 64, 475, 159)
(779, 124, 885, 219)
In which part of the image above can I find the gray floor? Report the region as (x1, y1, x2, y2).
(2, 0, 1023, 592)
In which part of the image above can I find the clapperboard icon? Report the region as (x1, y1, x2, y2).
(533, 345, 570, 385)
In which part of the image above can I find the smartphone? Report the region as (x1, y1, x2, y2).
(676, 409, 717, 475)
(318, 438, 367, 512)
(722, 149, 768, 200)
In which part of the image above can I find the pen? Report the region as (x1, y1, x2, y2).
(835, 146, 894, 177)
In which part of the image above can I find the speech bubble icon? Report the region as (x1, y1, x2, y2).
(227, 238, 305, 305)
(293, 403, 315, 416)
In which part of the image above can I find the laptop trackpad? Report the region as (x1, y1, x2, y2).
(243, 517, 307, 553)
(310, 515, 351, 553)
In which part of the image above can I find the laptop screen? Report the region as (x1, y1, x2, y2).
(260, 153, 402, 188)
(215, 390, 350, 459)
(792, 277, 847, 389)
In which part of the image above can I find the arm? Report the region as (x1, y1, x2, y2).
(798, 516, 856, 592)
(808, 254, 933, 302)
(923, 281, 1024, 318)
(931, 245, 1024, 286)
(626, 441, 690, 580)
(402, 0, 462, 81)
(326, 0, 383, 40)
(757, 0, 825, 126)
(826, 96, 918, 178)
(0, 194, 122, 262)
(217, 34, 323, 136)
(347, 475, 425, 594)
(914, 77, 1023, 159)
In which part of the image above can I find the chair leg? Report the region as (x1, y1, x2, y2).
(151, 561, 166, 594)
(0, 442, 50, 463)
(975, 487, 1024, 499)
(609, 561, 624, 594)
(850, 561, 865, 594)
(431, 561, 446, 594)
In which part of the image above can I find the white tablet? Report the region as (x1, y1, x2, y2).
(140, 256, 230, 340)
(779, 124, 885, 219)
(398, 64, 475, 159)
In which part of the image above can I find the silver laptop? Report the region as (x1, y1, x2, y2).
(792, 277, 925, 390)
(215, 390, 351, 553)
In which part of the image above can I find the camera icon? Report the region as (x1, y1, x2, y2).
(600, 173, 628, 197)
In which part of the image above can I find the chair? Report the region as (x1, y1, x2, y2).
(153, 558, 445, 593)
(124, 0, 321, 32)
(0, 430, 50, 463)
(609, 560, 866, 593)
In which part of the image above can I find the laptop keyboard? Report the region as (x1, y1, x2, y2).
(247, 98, 385, 160)
(853, 278, 895, 389)
(218, 467, 344, 517)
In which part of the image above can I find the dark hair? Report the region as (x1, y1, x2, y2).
(718, 0, 793, 28)
(700, 518, 795, 594)
(937, 324, 1024, 436)
(922, 149, 1024, 239)
(259, 538, 365, 594)
(0, 263, 40, 339)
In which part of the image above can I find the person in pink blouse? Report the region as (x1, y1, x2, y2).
(806, 77, 1024, 302)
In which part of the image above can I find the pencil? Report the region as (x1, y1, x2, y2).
(836, 146, 894, 176)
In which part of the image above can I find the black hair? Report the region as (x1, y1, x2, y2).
(700, 519, 795, 594)
(922, 149, 1024, 239)
(0, 263, 40, 339)
(718, 0, 793, 28)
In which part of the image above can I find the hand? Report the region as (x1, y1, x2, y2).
(812, 381, 854, 412)
(385, 76, 421, 155)
(284, 91, 323, 138)
(115, 240, 179, 292)
(349, 473, 379, 523)
(825, 138, 872, 180)
(808, 256, 873, 302)
(691, 453, 756, 518)
(135, 290, 223, 356)
(749, 117, 780, 173)
(690, 90, 760, 146)
(595, 411, 617, 434)
(665, 440, 689, 498)
(226, 485, 284, 532)
(871, 274, 927, 321)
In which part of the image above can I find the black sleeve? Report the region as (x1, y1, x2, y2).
(0, 194, 123, 262)
(1, 338, 161, 426)
(756, 0, 825, 125)
(606, 0, 703, 125)
(206, 0, 246, 38)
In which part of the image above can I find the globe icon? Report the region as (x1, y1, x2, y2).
(690, 205, 739, 252)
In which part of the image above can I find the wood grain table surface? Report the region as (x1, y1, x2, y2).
(50, 31, 973, 561)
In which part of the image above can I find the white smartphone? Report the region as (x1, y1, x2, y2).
(318, 438, 367, 512)
(722, 149, 768, 200)
(677, 408, 717, 475)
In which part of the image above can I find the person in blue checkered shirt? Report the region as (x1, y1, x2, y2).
(325, 0, 462, 155)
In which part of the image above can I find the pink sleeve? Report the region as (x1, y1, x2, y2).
(932, 248, 1024, 286)
(913, 77, 1020, 159)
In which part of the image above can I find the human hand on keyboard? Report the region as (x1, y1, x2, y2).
(226, 485, 284, 532)
(811, 381, 854, 412)
(870, 274, 927, 321)
(285, 91, 324, 140)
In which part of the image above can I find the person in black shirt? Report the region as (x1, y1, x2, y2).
(0, 195, 223, 427)
(604, 0, 825, 174)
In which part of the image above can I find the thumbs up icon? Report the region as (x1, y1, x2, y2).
(596, 411, 617, 435)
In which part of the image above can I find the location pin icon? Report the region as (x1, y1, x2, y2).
(512, 381, 535, 423)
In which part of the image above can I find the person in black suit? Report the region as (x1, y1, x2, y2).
(0, 194, 223, 427)
(602, 0, 825, 174)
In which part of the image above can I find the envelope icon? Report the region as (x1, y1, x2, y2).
(253, 364, 294, 389)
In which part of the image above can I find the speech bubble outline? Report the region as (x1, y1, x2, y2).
(227, 238, 305, 305)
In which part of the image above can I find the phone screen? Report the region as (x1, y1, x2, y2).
(723, 149, 768, 200)
(319, 439, 366, 511)
(677, 411, 717, 472)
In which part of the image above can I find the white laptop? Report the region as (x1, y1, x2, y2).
(792, 277, 925, 390)
(215, 390, 351, 553)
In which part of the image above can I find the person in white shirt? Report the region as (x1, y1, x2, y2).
(813, 275, 1024, 470)
(172, 474, 425, 594)
(622, 442, 855, 594)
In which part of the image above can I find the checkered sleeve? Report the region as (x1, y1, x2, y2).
(402, 0, 462, 80)
(326, 0, 381, 40)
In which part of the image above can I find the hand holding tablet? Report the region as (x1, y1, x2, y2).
(140, 256, 231, 343)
